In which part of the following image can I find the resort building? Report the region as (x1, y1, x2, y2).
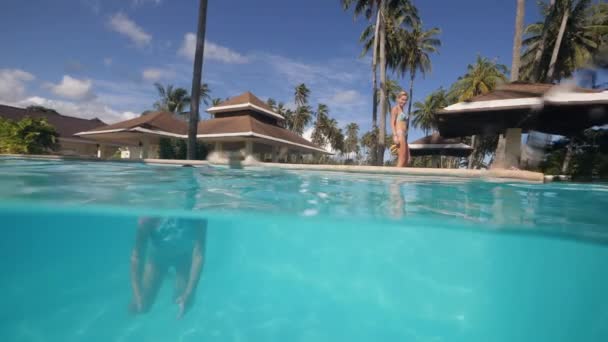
(200, 92, 328, 162)
(76, 92, 328, 161)
(0, 104, 118, 157)
(435, 82, 608, 169)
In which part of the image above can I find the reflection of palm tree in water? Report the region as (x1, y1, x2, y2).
(129, 169, 207, 320)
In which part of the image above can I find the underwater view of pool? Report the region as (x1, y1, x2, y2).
(1, 157, 607, 342)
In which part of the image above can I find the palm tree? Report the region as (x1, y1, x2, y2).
(360, 128, 378, 164)
(211, 98, 223, 106)
(450, 56, 509, 101)
(292, 84, 312, 135)
(497, 0, 526, 170)
(384, 79, 403, 112)
(529, 0, 557, 82)
(411, 88, 447, 135)
(588, 2, 608, 48)
(398, 24, 441, 140)
(294, 84, 310, 107)
(311, 104, 330, 147)
(199, 83, 212, 106)
(283, 109, 295, 131)
(521, 0, 605, 82)
(344, 122, 360, 160)
(343, 0, 419, 165)
(154, 83, 190, 113)
(266, 98, 277, 111)
(274, 102, 294, 130)
(327, 121, 345, 154)
(292, 105, 312, 136)
(511, 0, 526, 82)
(450, 56, 508, 169)
(188, 0, 208, 160)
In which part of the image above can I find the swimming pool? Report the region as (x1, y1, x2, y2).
(1, 157, 607, 341)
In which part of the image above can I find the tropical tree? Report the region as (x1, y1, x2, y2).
(343, 0, 419, 165)
(25, 106, 59, 114)
(588, 2, 608, 48)
(521, 0, 606, 82)
(294, 83, 310, 108)
(0, 117, 59, 154)
(344, 122, 361, 160)
(450, 56, 508, 169)
(154, 83, 190, 113)
(311, 104, 330, 147)
(511, 0, 526, 81)
(187, 0, 209, 160)
(411, 88, 448, 135)
(450, 56, 509, 102)
(360, 128, 378, 164)
(397, 23, 441, 140)
(266, 98, 277, 111)
(310, 104, 345, 153)
(154, 82, 211, 114)
(292, 84, 313, 135)
(198, 83, 212, 106)
(275, 102, 295, 131)
(292, 106, 312, 136)
(540, 128, 608, 179)
(283, 109, 296, 132)
(382, 79, 403, 112)
(328, 123, 345, 154)
(211, 98, 223, 106)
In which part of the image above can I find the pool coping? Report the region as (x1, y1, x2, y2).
(1, 154, 546, 183)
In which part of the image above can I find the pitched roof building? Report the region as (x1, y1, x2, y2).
(76, 92, 328, 161)
(0, 104, 115, 157)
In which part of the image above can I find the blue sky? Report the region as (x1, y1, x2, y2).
(0, 0, 548, 142)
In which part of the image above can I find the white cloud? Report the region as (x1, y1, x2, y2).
(81, 0, 100, 14)
(142, 67, 175, 82)
(103, 57, 113, 66)
(94, 79, 157, 110)
(265, 54, 359, 85)
(47, 75, 95, 101)
(178, 33, 248, 64)
(319, 89, 366, 112)
(13, 96, 138, 124)
(108, 13, 152, 47)
(0, 69, 35, 102)
(325, 90, 362, 105)
(131, 0, 162, 7)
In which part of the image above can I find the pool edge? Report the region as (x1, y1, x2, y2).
(2, 154, 546, 183)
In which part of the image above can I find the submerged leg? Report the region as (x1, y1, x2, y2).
(138, 257, 167, 313)
(174, 253, 193, 300)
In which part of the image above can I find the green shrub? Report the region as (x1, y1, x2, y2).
(158, 138, 208, 160)
(0, 117, 59, 154)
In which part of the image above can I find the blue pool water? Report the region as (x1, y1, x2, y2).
(0, 157, 607, 341)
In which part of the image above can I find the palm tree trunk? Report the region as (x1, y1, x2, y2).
(511, 0, 525, 82)
(495, 0, 524, 168)
(370, 10, 381, 165)
(547, 7, 569, 82)
(188, 0, 208, 160)
(561, 137, 574, 174)
(377, 7, 387, 166)
(468, 135, 477, 169)
(532, 1, 556, 82)
(406, 73, 415, 141)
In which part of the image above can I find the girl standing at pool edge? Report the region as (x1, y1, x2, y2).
(391, 91, 410, 167)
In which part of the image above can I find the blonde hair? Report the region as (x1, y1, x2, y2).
(398, 91, 408, 99)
